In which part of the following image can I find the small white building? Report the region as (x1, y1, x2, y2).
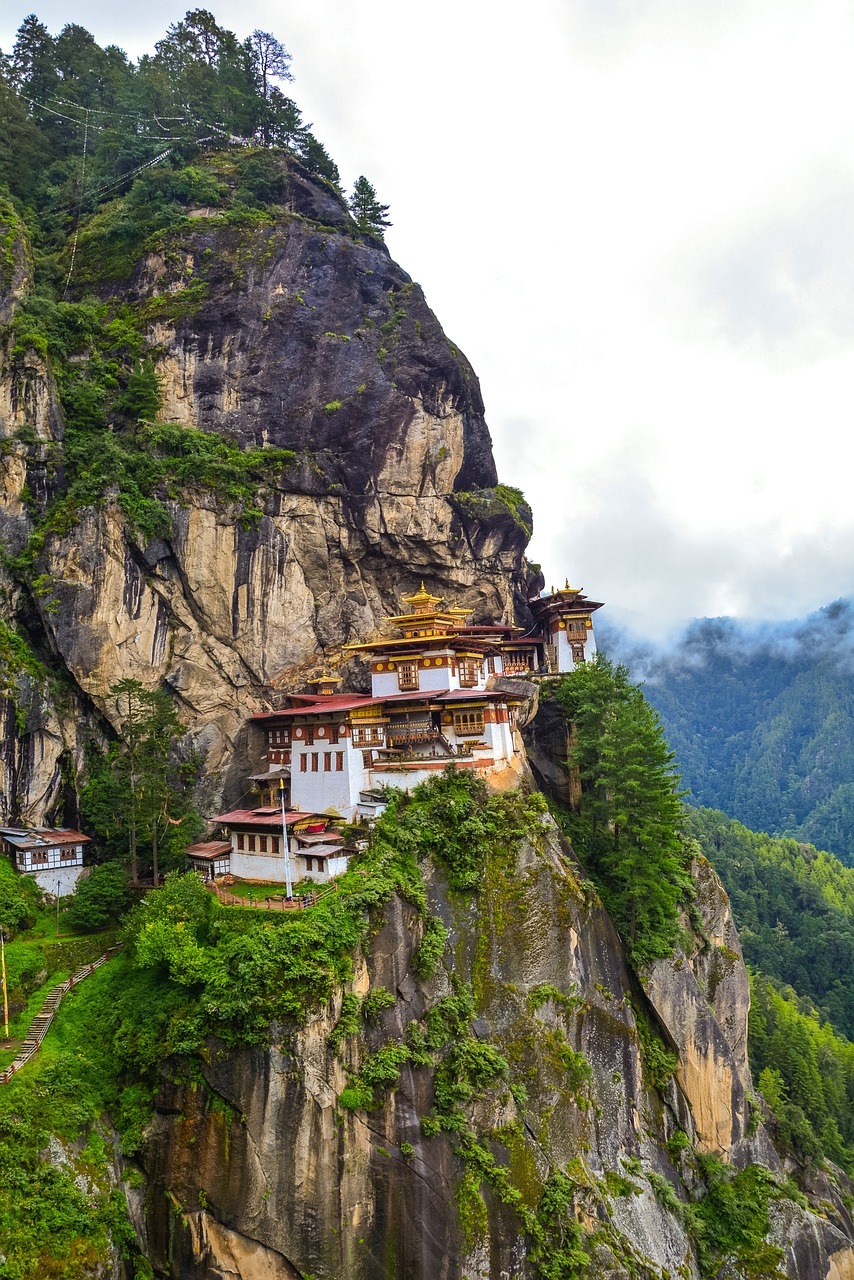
(1, 826, 90, 896)
(208, 808, 352, 886)
(185, 840, 233, 882)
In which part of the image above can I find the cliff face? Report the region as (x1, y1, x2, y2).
(138, 815, 854, 1280)
(0, 157, 534, 821)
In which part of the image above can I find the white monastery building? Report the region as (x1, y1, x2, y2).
(199, 582, 602, 888)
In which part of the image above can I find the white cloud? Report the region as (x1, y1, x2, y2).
(3, 0, 854, 629)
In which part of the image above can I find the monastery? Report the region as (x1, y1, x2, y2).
(193, 582, 603, 889)
(2, 582, 602, 897)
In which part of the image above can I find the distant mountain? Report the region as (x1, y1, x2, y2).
(686, 806, 854, 1038)
(599, 600, 854, 862)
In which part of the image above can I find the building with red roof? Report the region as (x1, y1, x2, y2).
(189, 580, 602, 887)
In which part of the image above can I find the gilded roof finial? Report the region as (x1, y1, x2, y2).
(565, 578, 570, 590)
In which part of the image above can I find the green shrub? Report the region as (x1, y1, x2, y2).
(64, 864, 132, 933)
(411, 915, 448, 979)
(361, 987, 396, 1020)
(329, 992, 361, 1053)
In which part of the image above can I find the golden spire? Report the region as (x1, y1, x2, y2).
(401, 582, 443, 614)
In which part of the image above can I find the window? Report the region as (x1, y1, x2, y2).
(336, 751, 344, 771)
(30, 849, 48, 864)
(362, 750, 374, 768)
(304, 726, 315, 745)
(304, 856, 314, 873)
(258, 835, 267, 852)
(352, 726, 384, 747)
(503, 650, 532, 676)
(300, 754, 308, 773)
(453, 709, 485, 736)
(311, 752, 319, 772)
(60, 846, 76, 861)
(397, 661, 419, 691)
(237, 833, 245, 850)
(248, 834, 256, 852)
(571, 642, 585, 663)
(324, 752, 332, 772)
(270, 836, 279, 854)
(458, 659, 480, 687)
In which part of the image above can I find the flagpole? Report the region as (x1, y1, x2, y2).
(1, 928, 8, 1041)
(279, 777, 293, 900)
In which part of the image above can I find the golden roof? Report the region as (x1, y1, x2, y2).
(400, 581, 443, 614)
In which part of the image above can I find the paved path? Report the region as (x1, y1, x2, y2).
(1, 945, 122, 1085)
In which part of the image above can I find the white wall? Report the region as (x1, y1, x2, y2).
(16, 844, 83, 872)
(295, 854, 350, 883)
(369, 652, 457, 697)
(30, 865, 84, 897)
(290, 740, 367, 817)
(370, 669, 403, 697)
(230, 849, 296, 884)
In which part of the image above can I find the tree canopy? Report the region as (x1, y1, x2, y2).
(81, 679, 202, 882)
(0, 10, 344, 217)
(601, 603, 854, 863)
(63, 861, 133, 932)
(549, 655, 692, 965)
(348, 175, 391, 236)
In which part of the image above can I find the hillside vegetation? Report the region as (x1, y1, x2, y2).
(601, 601, 854, 862)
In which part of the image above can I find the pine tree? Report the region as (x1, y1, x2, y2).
(348, 175, 391, 237)
(263, 89, 307, 151)
(553, 655, 691, 963)
(9, 14, 57, 100)
(300, 133, 340, 186)
(247, 29, 292, 100)
(82, 679, 201, 883)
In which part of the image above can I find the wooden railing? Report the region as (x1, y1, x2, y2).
(210, 881, 340, 910)
(1, 945, 123, 1085)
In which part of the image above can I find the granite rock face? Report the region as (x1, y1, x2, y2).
(139, 816, 854, 1280)
(0, 159, 534, 820)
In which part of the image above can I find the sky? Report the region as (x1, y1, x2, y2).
(3, 0, 854, 637)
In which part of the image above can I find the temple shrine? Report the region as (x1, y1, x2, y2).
(199, 581, 604, 886)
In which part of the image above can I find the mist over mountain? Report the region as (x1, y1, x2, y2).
(599, 599, 854, 862)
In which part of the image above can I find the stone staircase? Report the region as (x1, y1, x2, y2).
(1, 945, 122, 1084)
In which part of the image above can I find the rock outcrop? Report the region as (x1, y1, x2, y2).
(0, 155, 536, 821)
(139, 815, 854, 1279)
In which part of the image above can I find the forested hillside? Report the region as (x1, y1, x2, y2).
(600, 601, 854, 862)
(689, 806, 854, 1172)
(686, 807, 854, 1035)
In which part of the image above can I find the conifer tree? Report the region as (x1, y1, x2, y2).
(348, 175, 391, 236)
(300, 134, 340, 186)
(553, 655, 691, 963)
(247, 29, 292, 100)
(9, 14, 57, 99)
(82, 679, 201, 883)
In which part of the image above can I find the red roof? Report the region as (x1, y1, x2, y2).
(186, 841, 232, 859)
(214, 809, 326, 827)
(435, 689, 517, 702)
(252, 695, 381, 719)
(253, 689, 462, 719)
(0, 826, 90, 847)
